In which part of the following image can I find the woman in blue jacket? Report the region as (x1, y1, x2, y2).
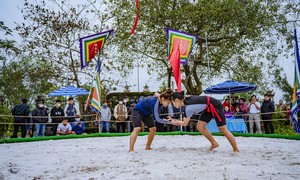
(129, 89, 173, 152)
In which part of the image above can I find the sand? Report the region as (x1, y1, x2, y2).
(0, 135, 300, 180)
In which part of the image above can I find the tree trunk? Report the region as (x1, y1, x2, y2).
(167, 68, 172, 88)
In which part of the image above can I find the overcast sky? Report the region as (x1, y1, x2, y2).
(0, 0, 295, 103)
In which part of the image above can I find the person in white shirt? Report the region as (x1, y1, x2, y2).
(100, 101, 111, 133)
(247, 95, 262, 134)
(57, 118, 75, 135)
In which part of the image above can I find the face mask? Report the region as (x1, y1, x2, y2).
(235, 100, 239, 103)
(103, 104, 107, 108)
(38, 104, 44, 108)
(119, 101, 123, 105)
(124, 99, 128, 103)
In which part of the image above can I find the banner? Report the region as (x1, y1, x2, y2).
(79, 29, 114, 69)
(165, 28, 197, 64)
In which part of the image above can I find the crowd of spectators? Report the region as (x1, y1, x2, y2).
(10, 93, 292, 138)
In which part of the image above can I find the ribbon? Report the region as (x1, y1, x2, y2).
(130, 0, 140, 35)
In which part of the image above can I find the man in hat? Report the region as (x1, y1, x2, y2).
(50, 99, 65, 135)
(261, 94, 275, 134)
(65, 97, 80, 123)
(11, 98, 30, 138)
(114, 98, 128, 133)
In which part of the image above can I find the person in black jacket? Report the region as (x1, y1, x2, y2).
(50, 99, 65, 135)
(11, 98, 30, 138)
(32, 100, 49, 137)
(261, 94, 275, 134)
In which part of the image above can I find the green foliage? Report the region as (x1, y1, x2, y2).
(272, 67, 293, 104)
(16, 0, 120, 89)
(273, 121, 295, 135)
(0, 105, 13, 138)
(0, 23, 21, 69)
(0, 56, 57, 108)
(272, 107, 295, 135)
(108, 0, 299, 94)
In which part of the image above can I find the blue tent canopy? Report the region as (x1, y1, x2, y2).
(48, 86, 89, 96)
(204, 80, 257, 94)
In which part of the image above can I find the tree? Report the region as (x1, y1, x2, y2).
(16, 0, 120, 89)
(0, 55, 57, 107)
(107, 0, 300, 94)
(0, 22, 20, 72)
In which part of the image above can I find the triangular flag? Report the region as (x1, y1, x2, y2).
(169, 45, 182, 92)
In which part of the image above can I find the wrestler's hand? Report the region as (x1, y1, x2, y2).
(171, 119, 179, 126)
(163, 116, 172, 122)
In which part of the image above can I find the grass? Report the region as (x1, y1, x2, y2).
(1, 131, 300, 144)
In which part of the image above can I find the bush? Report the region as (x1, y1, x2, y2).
(272, 109, 295, 135)
(0, 105, 14, 138)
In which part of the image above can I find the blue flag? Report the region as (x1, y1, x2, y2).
(291, 28, 300, 133)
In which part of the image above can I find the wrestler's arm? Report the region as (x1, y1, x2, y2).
(172, 117, 190, 126)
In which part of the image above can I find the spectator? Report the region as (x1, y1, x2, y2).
(123, 97, 131, 132)
(26, 113, 34, 138)
(189, 114, 198, 132)
(123, 96, 130, 109)
(127, 102, 136, 133)
(156, 105, 169, 132)
(57, 118, 74, 135)
(50, 99, 65, 135)
(71, 120, 86, 135)
(65, 97, 80, 123)
(232, 97, 240, 109)
(100, 101, 111, 133)
(234, 106, 244, 119)
(32, 100, 49, 137)
(223, 98, 235, 112)
(277, 99, 289, 125)
(11, 98, 30, 138)
(261, 94, 275, 134)
(248, 95, 262, 134)
(239, 98, 248, 114)
(114, 98, 128, 133)
(224, 106, 233, 118)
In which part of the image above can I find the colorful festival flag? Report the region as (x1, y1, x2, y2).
(165, 28, 198, 64)
(169, 44, 182, 92)
(79, 29, 114, 69)
(291, 28, 300, 133)
(91, 73, 101, 114)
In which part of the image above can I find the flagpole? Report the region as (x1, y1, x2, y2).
(198, 32, 210, 82)
(97, 54, 102, 134)
(205, 32, 210, 81)
(137, 58, 140, 92)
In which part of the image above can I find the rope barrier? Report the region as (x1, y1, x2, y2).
(0, 110, 291, 118)
(0, 110, 291, 125)
(0, 117, 291, 125)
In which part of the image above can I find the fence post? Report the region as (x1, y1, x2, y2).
(180, 108, 183, 132)
(98, 114, 101, 134)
